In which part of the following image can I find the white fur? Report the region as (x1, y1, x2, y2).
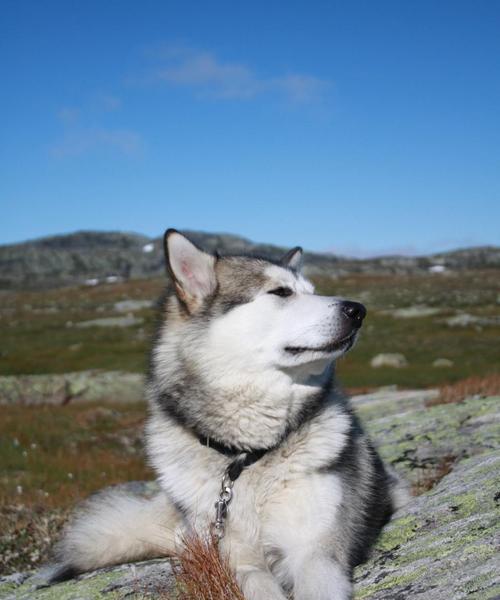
(56, 489, 181, 572)
(203, 265, 352, 371)
(146, 395, 353, 599)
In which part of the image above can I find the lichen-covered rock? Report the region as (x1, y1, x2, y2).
(355, 393, 499, 486)
(0, 560, 176, 599)
(1, 393, 499, 599)
(0, 371, 143, 406)
(354, 450, 500, 599)
(353, 393, 500, 599)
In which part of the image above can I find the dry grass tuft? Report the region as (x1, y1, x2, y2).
(427, 373, 500, 407)
(411, 454, 456, 495)
(172, 533, 245, 600)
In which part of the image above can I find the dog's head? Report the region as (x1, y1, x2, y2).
(160, 230, 366, 376)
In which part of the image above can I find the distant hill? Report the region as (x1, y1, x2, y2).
(0, 230, 499, 289)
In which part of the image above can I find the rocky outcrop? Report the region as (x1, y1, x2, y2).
(0, 371, 144, 406)
(352, 392, 500, 599)
(354, 451, 499, 599)
(1, 392, 498, 599)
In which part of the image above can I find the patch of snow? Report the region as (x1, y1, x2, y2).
(429, 265, 447, 273)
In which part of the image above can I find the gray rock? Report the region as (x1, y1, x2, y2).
(113, 300, 154, 313)
(351, 388, 439, 417)
(383, 305, 442, 318)
(72, 316, 143, 329)
(370, 353, 408, 368)
(354, 451, 500, 599)
(0, 371, 144, 406)
(0, 560, 176, 600)
(444, 313, 500, 327)
(432, 358, 454, 368)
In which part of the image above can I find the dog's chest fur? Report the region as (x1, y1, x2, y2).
(146, 393, 351, 544)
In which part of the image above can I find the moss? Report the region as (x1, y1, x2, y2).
(4, 569, 124, 599)
(376, 516, 419, 551)
(355, 566, 427, 599)
(468, 584, 500, 600)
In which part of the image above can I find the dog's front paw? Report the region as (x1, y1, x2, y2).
(237, 568, 288, 600)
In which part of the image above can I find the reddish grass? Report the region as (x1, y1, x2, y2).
(427, 373, 500, 407)
(411, 455, 456, 496)
(172, 533, 245, 600)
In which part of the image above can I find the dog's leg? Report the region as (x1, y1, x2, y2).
(238, 568, 289, 600)
(220, 537, 288, 600)
(292, 553, 352, 600)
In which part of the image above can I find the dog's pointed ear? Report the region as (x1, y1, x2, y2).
(164, 229, 217, 311)
(280, 246, 303, 272)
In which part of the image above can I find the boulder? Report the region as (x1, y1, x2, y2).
(113, 300, 154, 313)
(370, 353, 408, 368)
(432, 358, 454, 368)
(0, 371, 144, 406)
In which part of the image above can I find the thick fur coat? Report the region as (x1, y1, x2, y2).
(49, 230, 407, 600)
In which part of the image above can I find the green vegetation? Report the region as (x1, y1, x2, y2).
(0, 401, 152, 573)
(0, 270, 498, 388)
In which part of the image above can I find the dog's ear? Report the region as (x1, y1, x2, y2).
(280, 246, 303, 272)
(164, 229, 217, 311)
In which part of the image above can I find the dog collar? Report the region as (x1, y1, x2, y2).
(198, 434, 269, 481)
(200, 435, 272, 540)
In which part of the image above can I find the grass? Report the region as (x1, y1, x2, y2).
(410, 454, 457, 496)
(0, 401, 151, 574)
(172, 534, 246, 600)
(316, 269, 500, 387)
(0, 270, 499, 388)
(428, 373, 500, 407)
(0, 279, 162, 375)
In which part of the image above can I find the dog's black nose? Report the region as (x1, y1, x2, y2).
(341, 301, 367, 325)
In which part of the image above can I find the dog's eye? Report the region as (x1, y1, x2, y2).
(268, 287, 293, 298)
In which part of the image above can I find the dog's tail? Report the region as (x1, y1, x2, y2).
(386, 467, 412, 512)
(47, 488, 183, 583)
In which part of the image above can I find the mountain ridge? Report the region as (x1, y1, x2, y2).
(1, 230, 499, 290)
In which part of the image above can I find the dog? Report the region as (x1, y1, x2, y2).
(49, 229, 407, 599)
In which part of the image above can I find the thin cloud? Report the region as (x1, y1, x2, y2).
(50, 128, 144, 158)
(152, 46, 331, 103)
(93, 93, 122, 111)
(51, 93, 138, 158)
(57, 107, 81, 125)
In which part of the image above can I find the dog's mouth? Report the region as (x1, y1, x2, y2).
(284, 331, 358, 356)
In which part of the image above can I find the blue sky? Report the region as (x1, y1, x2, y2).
(1, 0, 499, 255)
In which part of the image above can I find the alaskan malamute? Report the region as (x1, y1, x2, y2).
(50, 230, 406, 599)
